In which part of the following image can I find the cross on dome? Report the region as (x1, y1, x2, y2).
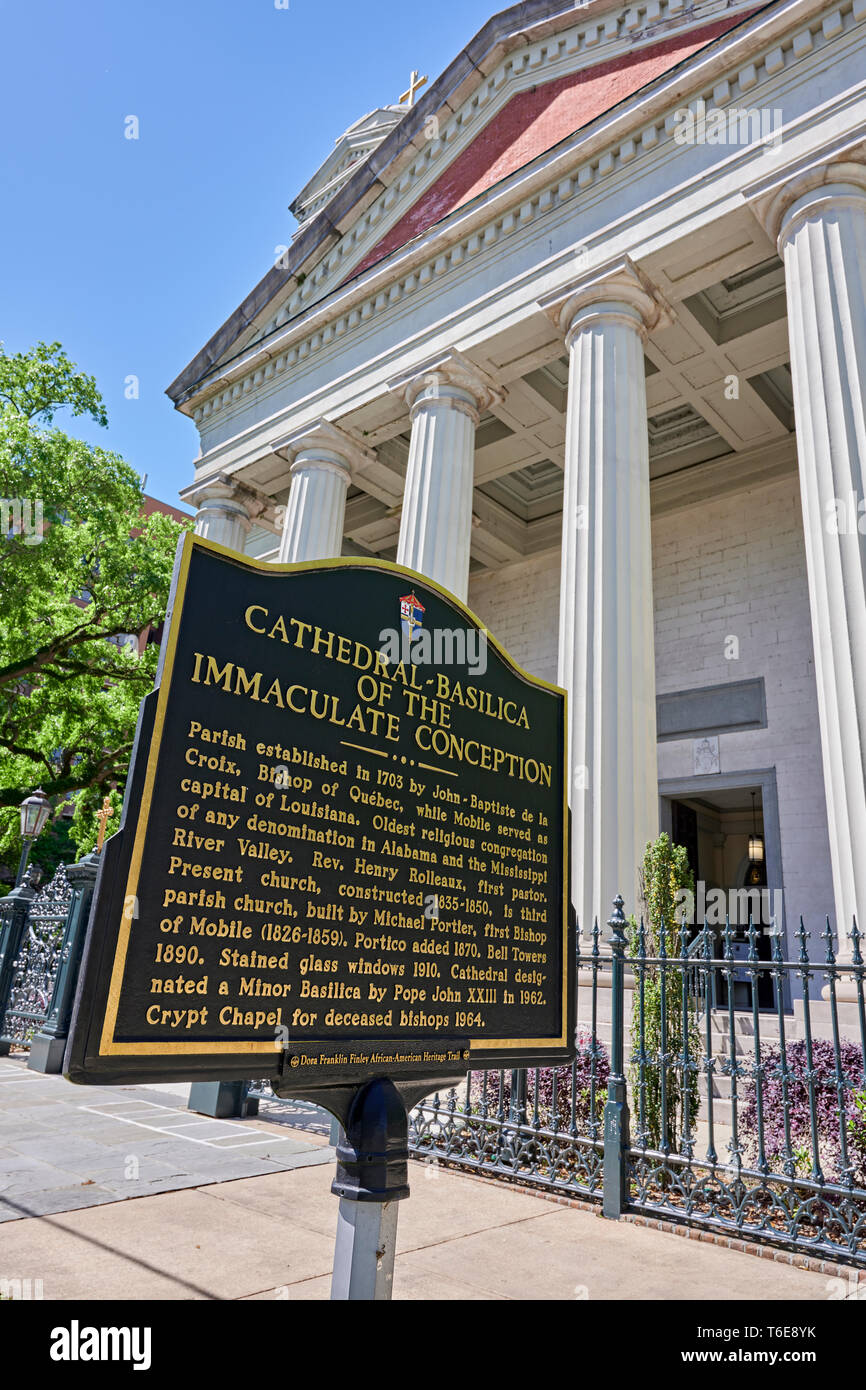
(398, 70, 427, 107)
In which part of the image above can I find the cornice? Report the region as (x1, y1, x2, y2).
(291, 111, 406, 225)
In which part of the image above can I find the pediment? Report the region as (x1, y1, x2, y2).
(168, 0, 766, 407)
(349, 9, 757, 279)
(290, 107, 407, 228)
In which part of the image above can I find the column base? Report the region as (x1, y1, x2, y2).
(188, 1080, 258, 1118)
(27, 1032, 66, 1074)
(820, 979, 863, 1006)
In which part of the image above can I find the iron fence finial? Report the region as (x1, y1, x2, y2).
(849, 916, 863, 967)
(607, 895, 627, 949)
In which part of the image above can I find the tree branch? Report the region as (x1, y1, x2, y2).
(0, 740, 135, 807)
(0, 619, 149, 685)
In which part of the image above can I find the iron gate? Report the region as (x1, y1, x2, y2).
(0, 865, 74, 1049)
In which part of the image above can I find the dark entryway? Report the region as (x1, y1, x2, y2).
(662, 781, 780, 1011)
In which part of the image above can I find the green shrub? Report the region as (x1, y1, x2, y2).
(629, 834, 700, 1152)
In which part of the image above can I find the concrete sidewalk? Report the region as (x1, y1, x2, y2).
(0, 1056, 845, 1300)
(0, 1057, 332, 1221)
(0, 1155, 837, 1301)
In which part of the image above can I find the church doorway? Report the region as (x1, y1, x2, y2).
(658, 771, 785, 1011)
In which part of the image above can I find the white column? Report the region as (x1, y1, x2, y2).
(760, 164, 866, 954)
(278, 450, 351, 562)
(271, 420, 374, 564)
(391, 352, 501, 601)
(188, 475, 253, 553)
(545, 261, 666, 935)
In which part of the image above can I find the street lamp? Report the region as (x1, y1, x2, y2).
(16, 788, 51, 887)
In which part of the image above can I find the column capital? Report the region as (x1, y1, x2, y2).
(179, 470, 269, 522)
(181, 470, 274, 552)
(539, 256, 673, 347)
(745, 141, 866, 249)
(388, 349, 504, 423)
(270, 419, 376, 479)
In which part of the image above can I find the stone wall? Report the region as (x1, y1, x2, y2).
(467, 471, 836, 933)
(652, 473, 834, 931)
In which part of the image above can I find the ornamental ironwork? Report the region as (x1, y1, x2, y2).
(406, 909, 866, 1268)
(215, 902, 866, 1269)
(0, 864, 74, 1047)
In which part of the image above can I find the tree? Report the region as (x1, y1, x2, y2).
(629, 833, 700, 1153)
(0, 342, 190, 873)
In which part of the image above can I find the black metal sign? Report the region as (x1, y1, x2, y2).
(65, 533, 573, 1091)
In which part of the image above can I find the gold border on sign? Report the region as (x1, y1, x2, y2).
(99, 533, 570, 1058)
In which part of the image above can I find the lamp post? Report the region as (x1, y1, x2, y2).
(16, 789, 51, 887)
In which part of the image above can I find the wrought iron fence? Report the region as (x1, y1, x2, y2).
(0, 864, 74, 1049)
(2, 851, 861, 1265)
(408, 899, 866, 1268)
(409, 1041, 609, 1199)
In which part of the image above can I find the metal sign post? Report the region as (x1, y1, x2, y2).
(329, 1079, 409, 1300)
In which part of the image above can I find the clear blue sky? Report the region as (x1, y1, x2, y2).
(1, 0, 496, 510)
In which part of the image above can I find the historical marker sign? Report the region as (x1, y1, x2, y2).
(66, 533, 573, 1091)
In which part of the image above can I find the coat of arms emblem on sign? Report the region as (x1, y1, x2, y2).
(399, 592, 425, 642)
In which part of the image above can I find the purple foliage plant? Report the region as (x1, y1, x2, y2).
(469, 1026, 610, 1132)
(740, 1038, 866, 1187)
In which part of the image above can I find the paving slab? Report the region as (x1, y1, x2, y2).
(389, 1204, 832, 1302)
(199, 1158, 558, 1251)
(0, 1184, 336, 1300)
(0, 1057, 332, 1222)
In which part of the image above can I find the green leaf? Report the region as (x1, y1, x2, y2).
(0, 342, 191, 875)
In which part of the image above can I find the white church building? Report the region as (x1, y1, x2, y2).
(167, 0, 866, 980)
